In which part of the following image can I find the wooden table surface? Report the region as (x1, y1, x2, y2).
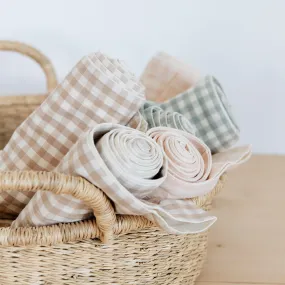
(196, 155, 285, 285)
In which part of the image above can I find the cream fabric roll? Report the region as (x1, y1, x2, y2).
(13, 124, 217, 235)
(96, 128, 166, 199)
(147, 127, 252, 200)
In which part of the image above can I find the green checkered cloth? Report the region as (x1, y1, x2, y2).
(147, 75, 240, 153)
(140, 103, 196, 135)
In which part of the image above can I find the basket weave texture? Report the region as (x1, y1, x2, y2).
(0, 41, 225, 285)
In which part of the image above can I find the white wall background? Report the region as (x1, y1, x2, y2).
(0, 0, 284, 154)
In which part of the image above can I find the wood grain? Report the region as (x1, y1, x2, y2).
(196, 281, 285, 285)
(197, 155, 285, 284)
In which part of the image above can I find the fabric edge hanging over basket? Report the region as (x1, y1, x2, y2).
(0, 41, 228, 285)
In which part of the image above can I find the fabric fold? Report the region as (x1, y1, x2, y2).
(13, 123, 217, 235)
(155, 75, 240, 153)
(127, 111, 148, 132)
(147, 127, 251, 201)
(141, 51, 200, 102)
(0, 52, 145, 216)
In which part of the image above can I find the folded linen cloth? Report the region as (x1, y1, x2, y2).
(127, 111, 148, 132)
(147, 127, 251, 200)
(0, 52, 145, 216)
(13, 123, 217, 235)
(141, 51, 200, 102)
(140, 103, 196, 134)
(153, 75, 240, 153)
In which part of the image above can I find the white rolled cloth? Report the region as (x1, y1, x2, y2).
(96, 128, 166, 199)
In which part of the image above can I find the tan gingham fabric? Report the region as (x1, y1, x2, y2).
(141, 51, 200, 102)
(0, 52, 145, 216)
(147, 127, 252, 201)
(13, 124, 217, 234)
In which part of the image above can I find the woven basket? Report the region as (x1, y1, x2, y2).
(0, 41, 226, 285)
(0, 40, 57, 149)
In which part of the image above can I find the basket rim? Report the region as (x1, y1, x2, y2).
(0, 171, 226, 247)
(0, 215, 154, 248)
(0, 94, 46, 105)
(0, 40, 57, 93)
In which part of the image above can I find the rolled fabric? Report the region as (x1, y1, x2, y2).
(96, 128, 165, 199)
(13, 123, 217, 235)
(147, 127, 251, 200)
(141, 51, 200, 102)
(158, 75, 240, 153)
(140, 103, 196, 134)
(0, 52, 145, 216)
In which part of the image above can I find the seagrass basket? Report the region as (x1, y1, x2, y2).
(0, 41, 226, 285)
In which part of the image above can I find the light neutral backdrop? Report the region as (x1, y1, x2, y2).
(0, 0, 284, 154)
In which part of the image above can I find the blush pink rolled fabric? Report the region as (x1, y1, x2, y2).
(141, 51, 200, 102)
(147, 127, 252, 200)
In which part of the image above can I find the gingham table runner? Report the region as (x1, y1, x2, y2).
(0, 52, 145, 216)
(141, 51, 200, 102)
(147, 127, 251, 200)
(13, 124, 217, 234)
(154, 75, 240, 153)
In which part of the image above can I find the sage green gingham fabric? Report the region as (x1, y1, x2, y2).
(151, 75, 240, 153)
(139, 103, 196, 135)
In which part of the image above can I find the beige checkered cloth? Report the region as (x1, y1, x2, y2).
(147, 127, 252, 200)
(0, 51, 145, 216)
(141, 51, 200, 102)
(13, 124, 217, 234)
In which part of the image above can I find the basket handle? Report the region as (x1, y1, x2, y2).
(0, 41, 57, 92)
(0, 171, 117, 244)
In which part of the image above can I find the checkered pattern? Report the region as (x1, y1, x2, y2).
(13, 124, 218, 234)
(0, 52, 145, 216)
(141, 51, 200, 102)
(158, 75, 240, 153)
(139, 103, 196, 134)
